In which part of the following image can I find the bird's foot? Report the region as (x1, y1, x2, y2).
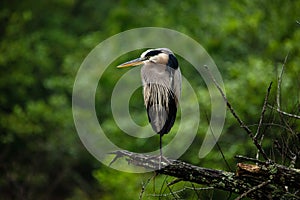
(146, 155, 172, 170)
(160, 155, 171, 165)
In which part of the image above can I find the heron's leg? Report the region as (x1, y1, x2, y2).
(159, 134, 172, 168)
(145, 134, 171, 170)
(159, 134, 162, 170)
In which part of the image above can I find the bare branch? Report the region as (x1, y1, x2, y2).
(277, 53, 288, 109)
(273, 53, 299, 141)
(110, 150, 300, 199)
(167, 178, 183, 186)
(165, 181, 181, 199)
(274, 140, 297, 168)
(204, 66, 252, 135)
(255, 82, 273, 160)
(248, 122, 296, 133)
(205, 113, 232, 171)
(235, 155, 266, 165)
(204, 65, 269, 161)
(254, 82, 273, 140)
(148, 185, 213, 198)
(139, 174, 153, 200)
(268, 105, 300, 119)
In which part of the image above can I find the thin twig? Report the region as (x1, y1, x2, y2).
(166, 180, 181, 199)
(234, 180, 271, 200)
(248, 122, 295, 133)
(274, 53, 298, 138)
(268, 105, 300, 119)
(204, 65, 269, 161)
(277, 53, 288, 109)
(274, 139, 297, 168)
(235, 155, 266, 165)
(191, 183, 201, 199)
(160, 175, 169, 198)
(254, 82, 273, 140)
(167, 178, 183, 186)
(139, 175, 154, 200)
(204, 66, 252, 136)
(255, 82, 273, 160)
(205, 112, 232, 171)
(147, 186, 214, 198)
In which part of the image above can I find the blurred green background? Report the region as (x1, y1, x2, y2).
(1, 0, 299, 199)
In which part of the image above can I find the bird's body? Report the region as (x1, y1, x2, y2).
(117, 48, 181, 168)
(140, 49, 181, 135)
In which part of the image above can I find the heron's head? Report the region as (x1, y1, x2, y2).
(117, 48, 178, 69)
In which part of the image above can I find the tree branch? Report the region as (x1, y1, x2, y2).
(254, 82, 272, 140)
(110, 150, 300, 199)
(204, 66, 270, 161)
(276, 53, 288, 110)
(268, 105, 300, 119)
(254, 82, 273, 161)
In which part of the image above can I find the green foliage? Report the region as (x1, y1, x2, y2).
(93, 168, 142, 200)
(1, 0, 299, 199)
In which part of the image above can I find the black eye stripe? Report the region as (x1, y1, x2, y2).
(144, 50, 163, 57)
(167, 54, 178, 69)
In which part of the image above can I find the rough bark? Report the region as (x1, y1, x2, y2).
(110, 150, 300, 200)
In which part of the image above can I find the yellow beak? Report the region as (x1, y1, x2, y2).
(117, 58, 145, 68)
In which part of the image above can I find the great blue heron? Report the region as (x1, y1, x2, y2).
(117, 48, 181, 168)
